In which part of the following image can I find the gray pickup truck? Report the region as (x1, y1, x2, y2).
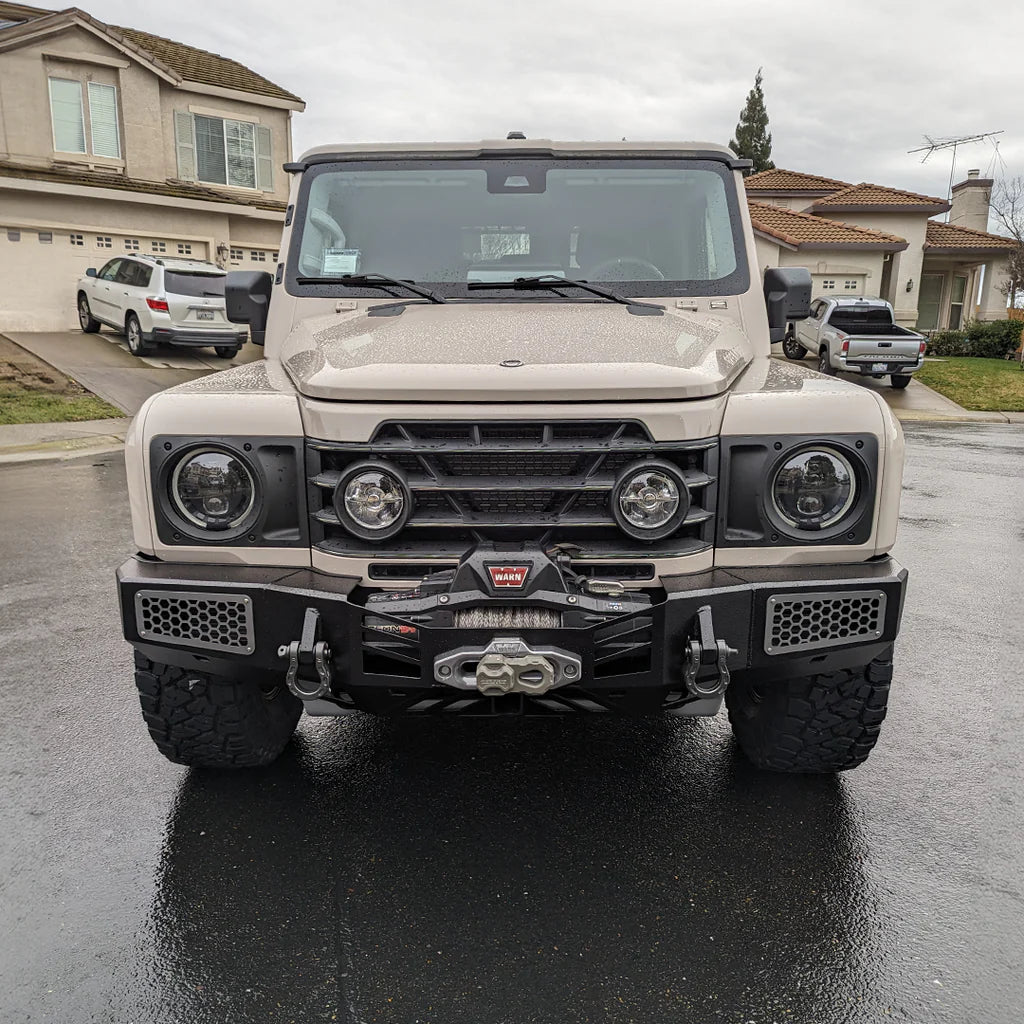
(783, 296, 926, 390)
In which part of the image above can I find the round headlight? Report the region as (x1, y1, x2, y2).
(171, 448, 256, 530)
(335, 463, 411, 539)
(771, 448, 856, 530)
(612, 461, 690, 540)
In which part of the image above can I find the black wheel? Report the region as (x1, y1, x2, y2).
(726, 651, 892, 773)
(134, 654, 302, 768)
(125, 313, 153, 356)
(890, 375, 911, 390)
(817, 347, 836, 376)
(77, 293, 100, 333)
(214, 345, 240, 359)
(782, 329, 807, 361)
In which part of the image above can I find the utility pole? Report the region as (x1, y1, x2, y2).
(908, 132, 1004, 220)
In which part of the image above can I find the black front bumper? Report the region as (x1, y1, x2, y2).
(117, 556, 907, 715)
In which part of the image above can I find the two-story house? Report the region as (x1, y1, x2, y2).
(0, 2, 304, 330)
(745, 168, 1016, 330)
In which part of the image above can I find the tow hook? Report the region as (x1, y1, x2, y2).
(683, 605, 738, 698)
(278, 607, 333, 699)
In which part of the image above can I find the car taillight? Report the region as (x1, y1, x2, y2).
(841, 339, 850, 355)
(919, 341, 927, 354)
(146, 297, 169, 312)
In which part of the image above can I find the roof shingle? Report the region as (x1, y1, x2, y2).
(748, 200, 907, 250)
(924, 220, 1017, 252)
(812, 182, 949, 211)
(744, 168, 851, 193)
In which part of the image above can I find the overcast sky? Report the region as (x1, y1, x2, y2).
(87, 0, 1022, 202)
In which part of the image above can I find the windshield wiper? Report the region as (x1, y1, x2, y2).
(295, 272, 446, 304)
(468, 275, 663, 314)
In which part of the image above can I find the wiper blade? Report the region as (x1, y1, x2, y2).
(468, 275, 663, 313)
(295, 272, 446, 304)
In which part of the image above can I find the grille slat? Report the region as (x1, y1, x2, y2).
(764, 590, 887, 655)
(307, 420, 719, 564)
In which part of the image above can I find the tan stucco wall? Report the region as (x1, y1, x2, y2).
(0, 23, 292, 202)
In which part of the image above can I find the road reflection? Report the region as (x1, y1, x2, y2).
(142, 714, 881, 1023)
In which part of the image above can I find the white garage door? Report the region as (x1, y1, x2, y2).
(0, 227, 207, 331)
(812, 274, 867, 298)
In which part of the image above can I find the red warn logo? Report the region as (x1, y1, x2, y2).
(487, 565, 530, 589)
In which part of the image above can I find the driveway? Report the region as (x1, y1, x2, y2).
(0, 421, 1022, 1023)
(3, 329, 262, 415)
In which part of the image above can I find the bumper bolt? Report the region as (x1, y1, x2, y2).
(567, 595, 578, 604)
(438, 665, 452, 677)
(564, 664, 578, 677)
(439, 595, 449, 604)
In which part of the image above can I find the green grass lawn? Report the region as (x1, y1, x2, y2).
(0, 382, 122, 425)
(915, 357, 1024, 412)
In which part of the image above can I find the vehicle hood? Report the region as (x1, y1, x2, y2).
(279, 301, 754, 402)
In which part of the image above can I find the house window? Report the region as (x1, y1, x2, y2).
(48, 77, 121, 158)
(821, 279, 836, 290)
(175, 111, 274, 191)
(177, 243, 192, 255)
(229, 247, 243, 262)
(6, 230, 20, 242)
(250, 250, 266, 262)
(949, 275, 968, 330)
(844, 279, 859, 290)
(124, 238, 139, 251)
(70, 233, 84, 246)
(38, 232, 53, 243)
(272, 252, 279, 262)
(96, 236, 112, 248)
(151, 241, 166, 252)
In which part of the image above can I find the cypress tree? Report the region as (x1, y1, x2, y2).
(729, 69, 775, 175)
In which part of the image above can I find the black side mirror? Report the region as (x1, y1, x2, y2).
(85, 267, 97, 277)
(763, 267, 812, 342)
(226, 270, 273, 346)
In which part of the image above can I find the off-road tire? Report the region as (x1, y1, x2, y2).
(782, 329, 807, 361)
(890, 375, 911, 390)
(125, 312, 153, 356)
(817, 347, 836, 376)
(133, 653, 302, 768)
(214, 345, 240, 359)
(726, 651, 893, 773)
(78, 294, 101, 333)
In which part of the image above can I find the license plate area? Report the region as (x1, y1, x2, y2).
(195, 309, 215, 321)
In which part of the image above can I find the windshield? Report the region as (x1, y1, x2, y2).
(287, 158, 748, 298)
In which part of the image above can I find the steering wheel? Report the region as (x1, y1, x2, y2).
(586, 257, 665, 282)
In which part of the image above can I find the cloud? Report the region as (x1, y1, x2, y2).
(90, 0, 1020, 197)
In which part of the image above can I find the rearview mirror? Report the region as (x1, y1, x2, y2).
(85, 268, 97, 277)
(763, 267, 812, 342)
(226, 270, 273, 346)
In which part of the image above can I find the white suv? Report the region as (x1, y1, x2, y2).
(76, 255, 248, 359)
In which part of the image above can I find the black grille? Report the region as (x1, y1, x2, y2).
(764, 590, 887, 655)
(307, 420, 719, 563)
(135, 590, 254, 654)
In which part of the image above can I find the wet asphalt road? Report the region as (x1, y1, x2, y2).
(1, 422, 1022, 1024)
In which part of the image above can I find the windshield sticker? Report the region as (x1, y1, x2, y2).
(322, 248, 361, 275)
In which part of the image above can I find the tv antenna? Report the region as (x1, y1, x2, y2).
(908, 131, 1004, 218)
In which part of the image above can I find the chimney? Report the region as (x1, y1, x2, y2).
(949, 168, 993, 232)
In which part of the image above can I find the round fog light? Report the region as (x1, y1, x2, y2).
(612, 461, 690, 540)
(171, 448, 256, 530)
(336, 463, 411, 539)
(771, 448, 856, 531)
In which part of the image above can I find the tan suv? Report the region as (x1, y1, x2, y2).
(116, 137, 908, 773)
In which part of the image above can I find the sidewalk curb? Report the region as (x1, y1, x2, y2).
(0, 434, 126, 465)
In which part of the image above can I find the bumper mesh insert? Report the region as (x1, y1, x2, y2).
(764, 589, 886, 655)
(135, 590, 254, 654)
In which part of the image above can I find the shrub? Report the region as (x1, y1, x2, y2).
(926, 330, 969, 356)
(927, 321, 1023, 358)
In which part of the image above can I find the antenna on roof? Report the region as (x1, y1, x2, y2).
(908, 131, 1004, 220)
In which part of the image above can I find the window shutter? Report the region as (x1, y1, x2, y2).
(88, 83, 121, 159)
(255, 124, 274, 192)
(174, 110, 197, 181)
(49, 78, 86, 153)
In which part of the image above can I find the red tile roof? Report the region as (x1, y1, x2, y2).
(924, 220, 1017, 252)
(812, 182, 949, 212)
(744, 168, 851, 192)
(748, 200, 907, 249)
